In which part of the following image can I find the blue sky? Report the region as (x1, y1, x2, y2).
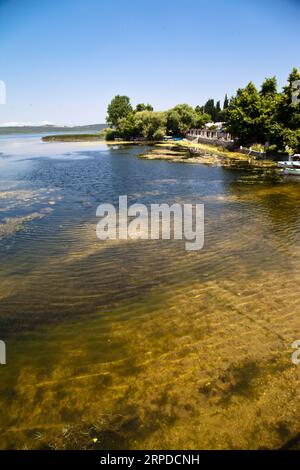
(0, 0, 299, 125)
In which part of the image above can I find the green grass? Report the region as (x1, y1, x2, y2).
(42, 133, 103, 142)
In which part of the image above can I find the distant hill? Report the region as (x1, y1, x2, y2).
(0, 124, 106, 135)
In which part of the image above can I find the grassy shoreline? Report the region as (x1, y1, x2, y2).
(139, 141, 278, 169)
(42, 134, 103, 142)
(41, 134, 278, 168)
(42, 134, 157, 145)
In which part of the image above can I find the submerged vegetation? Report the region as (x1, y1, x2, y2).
(2, 104, 300, 450)
(139, 141, 277, 169)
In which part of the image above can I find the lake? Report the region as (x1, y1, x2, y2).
(0, 134, 300, 449)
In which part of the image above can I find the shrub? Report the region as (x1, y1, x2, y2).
(104, 128, 119, 141)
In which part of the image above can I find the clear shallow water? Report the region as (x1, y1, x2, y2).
(0, 135, 300, 449)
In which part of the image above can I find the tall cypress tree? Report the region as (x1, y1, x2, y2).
(215, 101, 221, 121)
(203, 99, 215, 121)
(223, 94, 229, 109)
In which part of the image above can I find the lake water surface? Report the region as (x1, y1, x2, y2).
(0, 135, 300, 449)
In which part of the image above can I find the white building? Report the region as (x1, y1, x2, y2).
(188, 122, 232, 142)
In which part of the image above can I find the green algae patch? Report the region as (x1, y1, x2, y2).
(42, 134, 103, 142)
(139, 141, 277, 169)
(0, 211, 52, 239)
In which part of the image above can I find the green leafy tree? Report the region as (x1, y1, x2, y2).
(167, 104, 197, 136)
(117, 114, 140, 140)
(277, 68, 300, 130)
(226, 70, 300, 151)
(152, 128, 165, 140)
(258, 77, 280, 146)
(116, 111, 166, 140)
(195, 105, 203, 114)
(135, 103, 154, 112)
(265, 69, 300, 152)
(106, 95, 133, 127)
(226, 82, 264, 145)
(194, 110, 211, 128)
(260, 76, 277, 97)
(104, 127, 119, 141)
(135, 111, 167, 139)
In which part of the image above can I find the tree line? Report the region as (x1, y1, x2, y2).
(105, 96, 228, 141)
(226, 68, 300, 153)
(105, 67, 300, 153)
